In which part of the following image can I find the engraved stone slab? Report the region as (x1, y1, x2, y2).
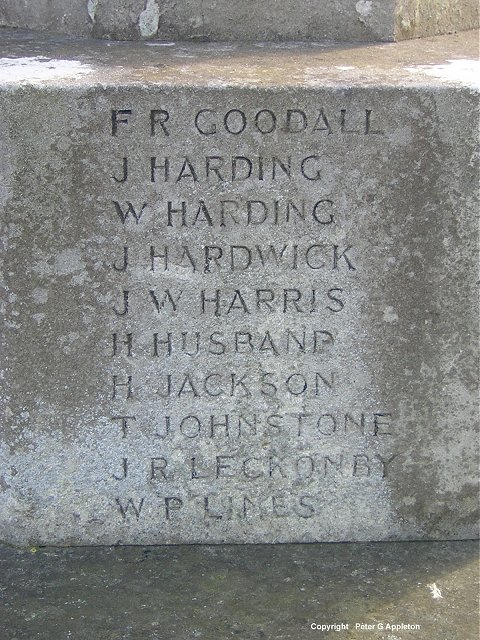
(0, 31, 478, 545)
(0, 0, 478, 42)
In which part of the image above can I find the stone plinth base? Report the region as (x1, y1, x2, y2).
(0, 30, 478, 545)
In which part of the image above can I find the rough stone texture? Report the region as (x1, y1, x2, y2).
(0, 541, 479, 639)
(0, 30, 478, 546)
(395, 0, 480, 39)
(0, 0, 478, 42)
(0, 0, 92, 39)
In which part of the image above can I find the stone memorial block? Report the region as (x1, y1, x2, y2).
(0, 0, 478, 42)
(0, 30, 478, 545)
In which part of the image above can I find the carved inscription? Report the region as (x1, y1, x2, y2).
(105, 105, 397, 527)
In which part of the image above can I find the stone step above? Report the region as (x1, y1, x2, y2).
(0, 0, 479, 42)
(0, 30, 478, 546)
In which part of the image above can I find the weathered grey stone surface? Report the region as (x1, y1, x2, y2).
(0, 30, 478, 545)
(0, 0, 478, 42)
(395, 0, 479, 39)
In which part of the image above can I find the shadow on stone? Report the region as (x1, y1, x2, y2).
(0, 541, 478, 639)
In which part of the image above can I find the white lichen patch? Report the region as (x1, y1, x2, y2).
(383, 306, 399, 323)
(427, 583, 443, 599)
(54, 248, 85, 276)
(31, 288, 49, 304)
(144, 42, 176, 47)
(58, 332, 81, 354)
(139, 0, 160, 38)
(355, 0, 373, 22)
(87, 0, 98, 23)
(406, 59, 480, 89)
(0, 57, 93, 84)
